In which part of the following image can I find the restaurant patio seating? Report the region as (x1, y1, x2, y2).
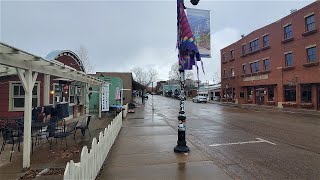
(1, 121, 23, 161)
(46, 120, 78, 150)
(75, 115, 91, 137)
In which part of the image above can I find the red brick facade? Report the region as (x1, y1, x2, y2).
(221, 1, 320, 110)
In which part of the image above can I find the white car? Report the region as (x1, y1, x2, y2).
(192, 96, 207, 103)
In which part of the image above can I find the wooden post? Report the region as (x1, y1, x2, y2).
(17, 69, 38, 168)
(98, 86, 102, 119)
(43, 74, 50, 105)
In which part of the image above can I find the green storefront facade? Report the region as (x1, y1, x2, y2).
(89, 76, 123, 113)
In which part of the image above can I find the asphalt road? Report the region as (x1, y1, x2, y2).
(146, 95, 320, 180)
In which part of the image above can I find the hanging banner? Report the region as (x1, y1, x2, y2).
(101, 82, 109, 112)
(186, 8, 211, 58)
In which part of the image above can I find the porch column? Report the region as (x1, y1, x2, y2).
(85, 84, 90, 115)
(43, 74, 50, 105)
(98, 86, 102, 119)
(17, 69, 38, 168)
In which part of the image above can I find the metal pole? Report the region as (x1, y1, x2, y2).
(152, 82, 154, 111)
(174, 70, 189, 153)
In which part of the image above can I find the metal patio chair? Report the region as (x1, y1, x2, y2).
(75, 115, 91, 138)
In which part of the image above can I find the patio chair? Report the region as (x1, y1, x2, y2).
(75, 115, 91, 137)
(46, 121, 78, 150)
(1, 121, 23, 161)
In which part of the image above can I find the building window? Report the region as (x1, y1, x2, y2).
(223, 53, 227, 62)
(223, 69, 226, 77)
(231, 68, 235, 77)
(268, 86, 274, 101)
(305, 14, 315, 32)
(248, 87, 253, 101)
(10, 82, 40, 111)
(263, 35, 269, 47)
(263, 59, 270, 71)
(250, 39, 259, 52)
(284, 85, 296, 102)
(284, 24, 293, 40)
(250, 61, 259, 73)
(307, 46, 317, 63)
(285, 53, 293, 67)
(69, 86, 76, 104)
(242, 64, 246, 74)
(301, 84, 312, 103)
(76, 87, 83, 104)
(242, 44, 246, 55)
(230, 50, 234, 59)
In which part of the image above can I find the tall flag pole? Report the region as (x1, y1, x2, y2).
(175, 0, 201, 153)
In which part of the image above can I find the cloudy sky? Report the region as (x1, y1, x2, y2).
(0, 0, 315, 82)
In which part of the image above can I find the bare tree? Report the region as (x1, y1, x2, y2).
(168, 62, 194, 80)
(76, 45, 94, 73)
(131, 66, 158, 87)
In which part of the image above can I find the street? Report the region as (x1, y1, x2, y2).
(148, 95, 320, 179)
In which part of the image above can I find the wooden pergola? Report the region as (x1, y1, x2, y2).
(0, 42, 104, 168)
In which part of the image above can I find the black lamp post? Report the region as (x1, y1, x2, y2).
(174, 0, 200, 153)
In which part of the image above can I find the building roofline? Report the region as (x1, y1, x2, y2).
(221, 0, 319, 51)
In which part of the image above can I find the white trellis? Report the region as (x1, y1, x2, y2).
(63, 111, 124, 180)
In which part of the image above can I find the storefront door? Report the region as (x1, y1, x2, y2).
(318, 86, 320, 110)
(256, 90, 265, 105)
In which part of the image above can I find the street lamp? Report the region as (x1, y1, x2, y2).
(174, 0, 200, 153)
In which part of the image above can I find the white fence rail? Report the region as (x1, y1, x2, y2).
(63, 112, 123, 180)
(123, 103, 128, 118)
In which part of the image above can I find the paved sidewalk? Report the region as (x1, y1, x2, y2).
(99, 103, 232, 180)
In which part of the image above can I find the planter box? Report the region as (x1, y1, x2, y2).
(267, 101, 275, 105)
(282, 102, 297, 108)
(300, 103, 313, 109)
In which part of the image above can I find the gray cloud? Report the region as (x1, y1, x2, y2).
(1, 0, 314, 82)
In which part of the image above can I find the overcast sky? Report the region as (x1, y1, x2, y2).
(0, 0, 315, 82)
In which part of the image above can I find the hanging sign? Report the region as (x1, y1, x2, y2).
(101, 82, 109, 112)
(186, 8, 211, 58)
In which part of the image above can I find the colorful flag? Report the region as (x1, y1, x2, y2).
(177, 0, 201, 71)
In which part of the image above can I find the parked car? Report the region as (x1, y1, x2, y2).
(192, 96, 207, 103)
(143, 94, 148, 99)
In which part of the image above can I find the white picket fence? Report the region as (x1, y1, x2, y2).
(63, 112, 123, 180)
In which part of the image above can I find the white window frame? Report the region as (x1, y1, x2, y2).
(9, 81, 40, 111)
(69, 85, 76, 106)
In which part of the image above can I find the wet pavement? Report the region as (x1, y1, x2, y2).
(148, 95, 320, 179)
(99, 101, 231, 180)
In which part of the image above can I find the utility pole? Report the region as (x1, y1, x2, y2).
(152, 82, 154, 111)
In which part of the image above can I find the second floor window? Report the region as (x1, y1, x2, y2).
(242, 64, 246, 74)
(285, 53, 293, 67)
(305, 14, 315, 32)
(307, 46, 317, 63)
(250, 39, 259, 52)
(263, 59, 270, 71)
(250, 61, 259, 73)
(284, 24, 293, 40)
(223, 53, 227, 62)
(242, 44, 246, 55)
(230, 50, 234, 59)
(231, 68, 235, 77)
(263, 35, 269, 47)
(223, 69, 226, 77)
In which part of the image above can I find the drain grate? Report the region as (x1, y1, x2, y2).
(127, 117, 145, 120)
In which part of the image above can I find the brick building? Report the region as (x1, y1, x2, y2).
(221, 1, 320, 110)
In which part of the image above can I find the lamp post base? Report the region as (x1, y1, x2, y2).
(174, 144, 190, 153)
